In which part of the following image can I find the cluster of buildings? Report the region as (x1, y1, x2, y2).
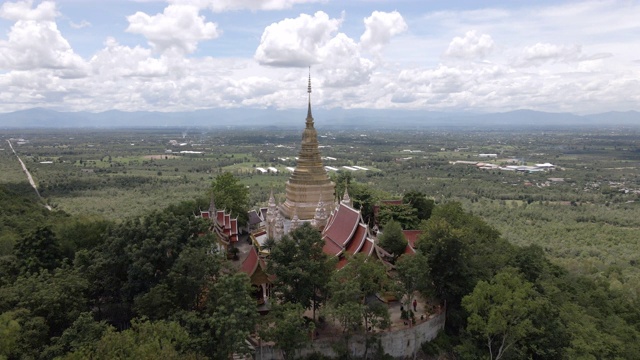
(453, 159, 556, 173)
(197, 75, 422, 307)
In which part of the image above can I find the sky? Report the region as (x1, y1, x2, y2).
(0, 0, 639, 115)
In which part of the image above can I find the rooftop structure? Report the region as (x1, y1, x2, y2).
(321, 202, 376, 270)
(199, 195, 238, 253)
(281, 70, 335, 219)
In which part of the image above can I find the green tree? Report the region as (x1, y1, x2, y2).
(211, 172, 250, 226)
(259, 302, 314, 360)
(326, 254, 390, 358)
(395, 253, 429, 312)
(14, 225, 63, 274)
(0, 309, 48, 360)
(44, 312, 110, 358)
(61, 318, 198, 360)
(78, 207, 210, 325)
(403, 191, 434, 221)
(377, 203, 419, 230)
(268, 223, 333, 320)
(0, 310, 22, 359)
(417, 202, 513, 332)
(417, 218, 472, 311)
(378, 220, 407, 261)
(460, 269, 544, 360)
(206, 273, 258, 360)
(0, 267, 89, 339)
(55, 216, 112, 254)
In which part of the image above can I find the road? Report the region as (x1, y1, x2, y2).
(6, 139, 52, 211)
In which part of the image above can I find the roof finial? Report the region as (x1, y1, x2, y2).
(308, 66, 312, 95)
(306, 67, 313, 122)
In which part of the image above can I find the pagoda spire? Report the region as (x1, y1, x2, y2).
(306, 66, 313, 126)
(280, 69, 335, 220)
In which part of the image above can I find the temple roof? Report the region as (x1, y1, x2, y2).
(323, 237, 343, 257)
(323, 203, 361, 247)
(321, 203, 380, 270)
(240, 246, 268, 278)
(248, 209, 263, 225)
(345, 223, 368, 255)
(402, 229, 422, 254)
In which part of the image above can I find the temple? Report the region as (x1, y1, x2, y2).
(280, 70, 335, 220)
(322, 201, 376, 270)
(199, 196, 239, 254)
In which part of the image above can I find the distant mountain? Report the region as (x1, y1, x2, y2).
(0, 107, 638, 129)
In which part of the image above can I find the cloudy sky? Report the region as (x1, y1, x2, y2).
(0, 0, 638, 114)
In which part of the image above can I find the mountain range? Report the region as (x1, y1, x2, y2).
(0, 107, 638, 130)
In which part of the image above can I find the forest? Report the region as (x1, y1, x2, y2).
(1, 126, 640, 359)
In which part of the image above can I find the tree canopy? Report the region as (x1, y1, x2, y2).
(377, 220, 407, 261)
(402, 190, 434, 221)
(211, 172, 250, 226)
(268, 223, 333, 320)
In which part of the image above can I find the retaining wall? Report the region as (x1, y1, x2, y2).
(254, 312, 445, 359)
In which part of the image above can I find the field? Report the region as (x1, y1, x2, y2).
(2, 126, 640, 296)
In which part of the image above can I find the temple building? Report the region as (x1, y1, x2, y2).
(199, 196, 239, 254)
(280, 72, 335, 220)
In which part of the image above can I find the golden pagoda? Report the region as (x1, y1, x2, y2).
(280, 71, 335, 220)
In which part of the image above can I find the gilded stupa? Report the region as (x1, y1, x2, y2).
(280, 71, 335, 220)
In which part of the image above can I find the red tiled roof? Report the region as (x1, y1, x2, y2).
(216, 211, 224, 225)
(402, 230, 422, 255)
(323, 204, 361, 247)
(230, 219, 238, 242)
(224, 214, 231, 229)
(201, 211, 210, 219)
(325, 208, 338, 229)
(323, 237, 343, 257)
(345, 224, 368, 255)
(240, 246, 259, 276)
(402, 230, 422, 249)
(360, 238, 375, 256)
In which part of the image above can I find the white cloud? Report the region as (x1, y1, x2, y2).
(169, 0, 325, 12)
(0, 0, 57, 21)
(254, 12, 376, 88)
(0, 1, 86, 73)
(126, 4, 220, 54)
(69, 20, 91, 29)
(517, 43, 581, 66)
(444, 30, 494, 59)
(321, 33, 374, 87)
(1, 0, 640, 114)
(254, 11, 342, 67)
(359, 11, 407, 53)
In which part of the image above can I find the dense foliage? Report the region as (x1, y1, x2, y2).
(406, 201, 640, 359)
(0, 190, 256, 359)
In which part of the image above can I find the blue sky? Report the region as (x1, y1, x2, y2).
(0, 0, 638, 114)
